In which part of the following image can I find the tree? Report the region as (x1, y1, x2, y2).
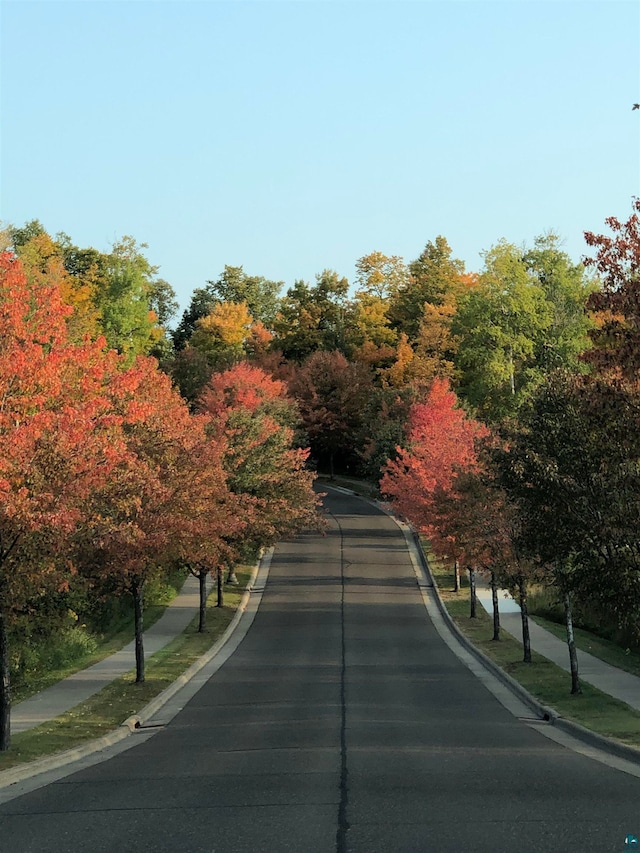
(352, 291, 397, 348)
(434, 454, 536, 658)
(583, 198, 640, 380)
(190, 301, 254, 369)
(497, 369, 640, 680)
(172, 266, 282, 350)
(13, 224, 178, 360)
(199, 363, 320, 556)
(96, 236, 167, 361)
(453, 240, 552, 422)
(355, 251, 409, 299)
(380, 378, 487, 599)
(205, 265, 282, 327)
(389, 236, 466, 340)
(13, 229, 101, 341)
(272, 271, 354, 359)
(287, 351, 373, 476)
(170, 346, 214, 406)
(80, 357, 241, 676)
(0, 253, 130, 749)
(523, 232, 595, 374)
(356, 386, 413, 482)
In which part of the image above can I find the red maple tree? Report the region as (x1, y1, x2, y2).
(0, 253, 133, 749)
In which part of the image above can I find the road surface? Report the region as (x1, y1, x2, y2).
(1, 490, 639, 852)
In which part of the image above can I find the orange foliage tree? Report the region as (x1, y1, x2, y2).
(199, 362, 321, 556)
(79, 358, 241, 678)
(0, 253, 132, 749)
(380, 377, 487, 592)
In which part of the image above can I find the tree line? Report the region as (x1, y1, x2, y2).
(382, 200, 640, 697)
(2, 201, 633, 737)
(0, 228, 320, 750)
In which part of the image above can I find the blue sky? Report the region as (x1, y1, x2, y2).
(2, 1, 639, 315)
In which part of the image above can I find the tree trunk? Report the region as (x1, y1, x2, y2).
(509, 346, 515, 396)
(564, 591, 581, 695)
(518, 576, 532, 663)
(132, 578, 145, 684)
(227, 565, 238, 585)
(198, 568, 207, 633)
(490, 571, 500, 641)
(0, 608, 10, 751)
(329, 453, 335, 481)
(469, 567, 477, 618)
(453, 559, 460, 592)
(217, 566, 224, 608)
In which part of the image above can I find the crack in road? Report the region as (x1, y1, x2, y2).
(330, 510, 350, 853)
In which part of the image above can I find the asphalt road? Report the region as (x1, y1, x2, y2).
(1, 490, 640, 852)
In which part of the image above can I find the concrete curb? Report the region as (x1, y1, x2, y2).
(324, 483, 640, 768)
(0, 552, 269, 790)
(405, 523, 640, 767)
(405, 525, 559, 723)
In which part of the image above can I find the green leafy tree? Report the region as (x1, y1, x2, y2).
(272, 270, 354, 360)
(97, 236, 167, 361)
(523, 232, 595, 373)
(389, 236, 466, 340)
(497, 370, 640, 649)
(173, 265, 282, 350)
(453, 240, 552, 422)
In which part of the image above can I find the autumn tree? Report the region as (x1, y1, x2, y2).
(172, 265, 282, 349)
(496, 369, 640, 683)
(388, 236, 466, 340)
(199, 363, 320, 557)
(0, 253, 131, 749)
(11, 222, 177, 360)
(79, 358, 241, 678)
(355, 251, 409, 299)
(380, 377, 487, 595)
(287, 351, 373, 476)
(12, 227, 101, 341)
(190, 301, 254, 368)
(272, 271, 354, 360)
(583, 198, 640, 380)
(433, 452, 537, 660)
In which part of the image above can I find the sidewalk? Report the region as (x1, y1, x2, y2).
(476, 578, 640, 712)
(11, 573, 212, 733)
(13, 565, 640, 737)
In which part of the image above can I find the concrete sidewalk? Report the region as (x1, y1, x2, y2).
(477, 577, 640, 712)
(12, 573, 212, 733)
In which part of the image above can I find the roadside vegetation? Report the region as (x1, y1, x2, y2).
(3, 197, 639, 756)
(429, 556, 640, 749)
(0, 570, 251, 771)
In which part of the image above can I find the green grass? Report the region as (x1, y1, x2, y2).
(530, 614, 640, 680)
(425, 545, 640, 750)
(11, 573, 187, 703)
(0, 570, 251, 771)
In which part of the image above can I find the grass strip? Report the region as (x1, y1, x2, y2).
(0, 570, 251, 771)
(530, 614, 640, 680)
(427, 551, 640, 750)
(12, 575, 186, 703)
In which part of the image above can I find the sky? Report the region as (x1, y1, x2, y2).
(1, 0, 639, 316)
